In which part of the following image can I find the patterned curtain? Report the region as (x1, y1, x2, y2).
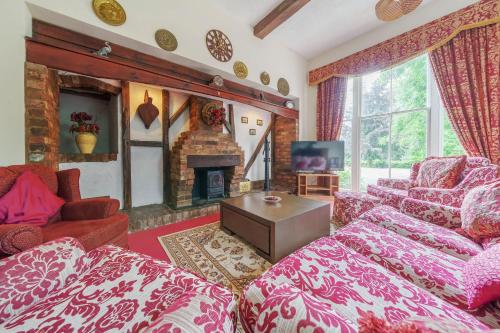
(316, 76, 348, 141)
(429, 23, 500, 165)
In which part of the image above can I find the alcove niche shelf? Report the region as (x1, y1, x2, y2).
(58, 74, 121, 163)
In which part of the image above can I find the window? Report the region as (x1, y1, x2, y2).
(339, 78, 353, 189)
(442, 111, 466, 156)
(359, 55, 428, 190)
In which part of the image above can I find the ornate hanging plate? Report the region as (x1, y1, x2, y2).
(233, 61, 248, 79)
(206, 29, 233, 62)
(260, 72, 270, 85)
(277, 78, 290, 96)
(92, 0, 126, 26)
(155, 29, 178, 51)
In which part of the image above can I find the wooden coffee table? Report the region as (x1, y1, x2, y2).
(220, 191, 330, 263)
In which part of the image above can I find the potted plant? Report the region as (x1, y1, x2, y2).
(69, 112, 100, 154)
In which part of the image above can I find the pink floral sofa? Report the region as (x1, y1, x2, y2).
(0, 237, 236, 333)
(367, 157, 498, 209)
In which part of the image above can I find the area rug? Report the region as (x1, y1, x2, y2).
(158, 220, 341, 298)
(158, 222, 271, 296)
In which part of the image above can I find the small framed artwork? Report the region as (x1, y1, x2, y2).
(249, 129, 256, 135)
(256, 119, 263, 126)
(241, 116, 248, 124)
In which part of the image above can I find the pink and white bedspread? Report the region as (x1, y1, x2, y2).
(0, 238, 236, 333)
(334, 220, 500, 328)
(358, 205, 483, 260)
(239, 236, 489, 333)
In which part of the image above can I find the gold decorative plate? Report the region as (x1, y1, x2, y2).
(260, 72, 270, 85)
(233, 61, 248, 79)
(155, 29, 178, 51)
(277, 78, 290, 96)
(92, 0, 126, 26)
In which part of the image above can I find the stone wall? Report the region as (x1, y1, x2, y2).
(273, 115, 298, 192)
(25, 62, 60, 170)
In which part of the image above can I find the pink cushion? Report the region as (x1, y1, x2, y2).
(463, 244, 500, 309)
(255, 284, 356, 333)
(416, 156, 466, 189)
(461, 181, 500, 239)
(0, 171, 65, 226)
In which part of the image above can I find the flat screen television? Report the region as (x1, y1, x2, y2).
(291, 141, 345, 173)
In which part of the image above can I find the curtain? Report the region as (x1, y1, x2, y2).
(316, 76, 348, 141)
(429, 23, 500, 165)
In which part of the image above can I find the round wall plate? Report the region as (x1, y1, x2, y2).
(260, 72, 270, 85)
(155, 29, 178, 51)
(92, 0, 126, 26)
(206, 29, 233, 62)
(277, 78, 290, 96)
(233, 61, 248, 79)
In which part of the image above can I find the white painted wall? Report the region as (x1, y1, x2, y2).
(304, 0, 479, 140)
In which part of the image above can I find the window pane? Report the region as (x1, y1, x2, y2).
(392, 55, 428, 112)
(360, 116, 389, 191)
(339, 120, 352, 189)
(391, 111, 427, 178)
(443, 111, 466, 156)
(344, 78, 354, 121)
(362, 71, 390, 116)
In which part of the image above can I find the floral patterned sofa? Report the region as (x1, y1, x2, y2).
(0, 237, 236, 333)
(240, 202, 500, 332)
(367, 157, 498, 209)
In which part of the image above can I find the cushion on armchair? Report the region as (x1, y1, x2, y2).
(461, 181, 500, 239)
(415, 156, 466, 189)
(0, 224, 43, 254)
(0, 171, 65, 226)
(254, 284, 356, 333)
(61, 197, 120, 221)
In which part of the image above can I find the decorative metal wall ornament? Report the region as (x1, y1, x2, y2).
(155, 29, 178, 51)
(277, 78, 290, 96)
(260, 72, 270, 85)
(206, 29, 233, 62)
(210, 75, 225, 88)
(233, 61, 248, 79)
(137, 90, 159, 129)
(92, 0, 126, 26)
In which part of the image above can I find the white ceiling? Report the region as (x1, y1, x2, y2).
(212, 0, 469, 60)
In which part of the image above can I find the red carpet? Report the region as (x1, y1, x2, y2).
(128, 213, 220, 262)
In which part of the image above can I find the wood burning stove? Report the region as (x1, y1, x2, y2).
(192, 168, 226, 204)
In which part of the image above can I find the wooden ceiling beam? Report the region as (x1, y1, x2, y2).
(254, 0, 310, 39)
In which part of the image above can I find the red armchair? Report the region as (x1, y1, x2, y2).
(0, 165, 128, 255)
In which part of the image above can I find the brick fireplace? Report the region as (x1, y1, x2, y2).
(169, 97, 244, 208)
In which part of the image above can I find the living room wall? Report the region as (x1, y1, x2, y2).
(0, 0, 308, 166)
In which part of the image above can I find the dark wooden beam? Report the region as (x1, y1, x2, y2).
(187, 155, 241, 168)
(129, 140, 163, 148)
(244, 118, 274, 178)
(169, 97, 190, 126)
(162, 90, 170, 204)
(121, 82, 132, 209)
(254, 0, 311, 39)
(228, 104, 235, 141)
(30, 20, 298, 117)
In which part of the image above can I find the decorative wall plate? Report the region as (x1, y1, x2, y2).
(92, 0, 126, 26)
(233, 61, 248, 79)
(277, 78, 290, 96)
(260, 72, 270, 85)
(206, 30, 233, 62)
(155, 29, 178, 51)
(210, 75, 224, 88)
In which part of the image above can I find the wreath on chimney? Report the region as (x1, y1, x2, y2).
(201, 102, 226, 126)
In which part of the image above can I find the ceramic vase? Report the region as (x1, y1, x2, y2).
(75, 133, 97, 154)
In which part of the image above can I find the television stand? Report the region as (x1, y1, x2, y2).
(297, 173, 339, 197)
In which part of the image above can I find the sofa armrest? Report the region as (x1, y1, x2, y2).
(408, 187, 464, 208)
(0, 224, 43, 254)
(377, 178, 410, 190)
(0, 237, 87, 324)
(401, 198, 461, 229)
(56, 168, 81, 202)
(61, 198, 120, 221)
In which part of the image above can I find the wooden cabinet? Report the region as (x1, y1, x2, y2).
(297, 173, 339, 197)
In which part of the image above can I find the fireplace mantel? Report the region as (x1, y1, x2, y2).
(187, 155, 241, 168)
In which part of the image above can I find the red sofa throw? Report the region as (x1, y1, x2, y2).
(0, 171, 65, 226)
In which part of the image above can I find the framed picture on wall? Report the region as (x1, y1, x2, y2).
(256, 119, 263, 126)
(249, 129, 256, 135)
(241, 116, 248, 124)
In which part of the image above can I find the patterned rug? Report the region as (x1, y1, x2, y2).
(158, 220, 341, 298)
